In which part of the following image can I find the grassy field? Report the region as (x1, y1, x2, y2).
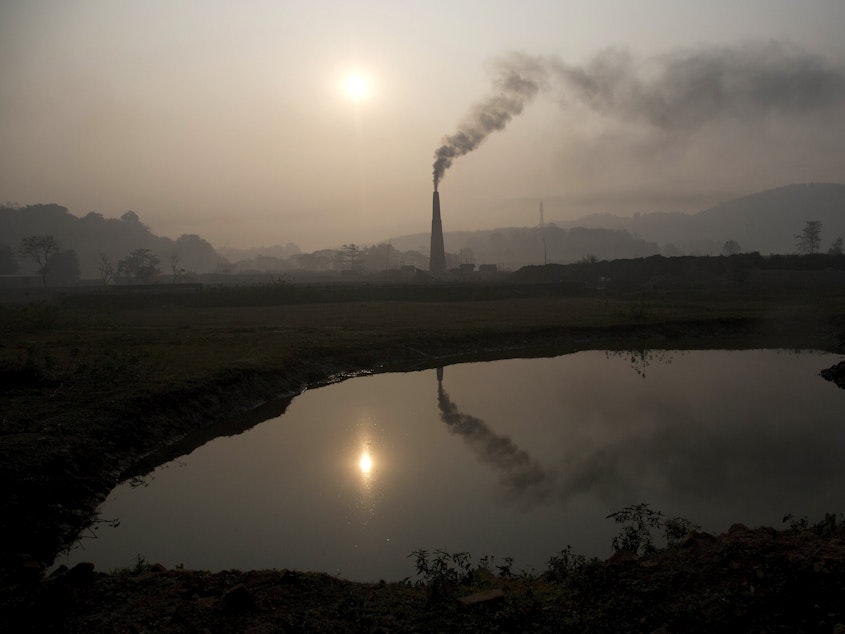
(4, 281, 842, 382)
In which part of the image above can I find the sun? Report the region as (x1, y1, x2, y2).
(341, 73, 371, 102)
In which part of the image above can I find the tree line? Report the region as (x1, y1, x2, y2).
(794, 220, 842, 255)
(0, 204, 222, 280)
(3, 202, 842, 286)
(12, 220, 843, 288)
(718, 220, 842, 258)
(10, 236, 184, 287)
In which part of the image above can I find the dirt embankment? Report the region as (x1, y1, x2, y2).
(5, 521, 845, 632)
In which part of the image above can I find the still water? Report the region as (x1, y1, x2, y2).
(57, 349, 845, 581)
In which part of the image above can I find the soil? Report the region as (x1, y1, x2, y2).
(2, 290, 845, 632)
(5, 522, 845, 632)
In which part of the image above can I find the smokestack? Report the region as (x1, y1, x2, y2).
(430, 190, 446, 274)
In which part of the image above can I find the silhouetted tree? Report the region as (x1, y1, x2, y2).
(336, 244, 363, 271)
(96, 252, 114, 285)
(795, 221, 822, 254)
(361, 243, 395, 271)
(829, 237, 843, 255)
(116, 248, 160, 284)
(721, 240, 742, 256)
(120, 210, 145, 227)
(174, 234, 224, 273)
(169, 253, 184, 282)
(19, 235, 60, 287)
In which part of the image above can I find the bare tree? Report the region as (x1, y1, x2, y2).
(19, 235, 60, 287)
(96, 252, 114, 285)
(829, 237, 843, 256)
(795, 221, 822, 255)
(169, 253, 184, 283)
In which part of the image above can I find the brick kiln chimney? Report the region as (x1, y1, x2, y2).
(429, 190, 446, 274)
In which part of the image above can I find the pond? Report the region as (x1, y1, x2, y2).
(55, 349, 845, 581)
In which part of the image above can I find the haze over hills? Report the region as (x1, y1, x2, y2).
(2, 183, 843, 280)
(389, 183, 845, 265)
(0, 207, 225, 280)
(562, 183, 845, 256)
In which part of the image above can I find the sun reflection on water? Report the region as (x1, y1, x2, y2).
(353, 425, 383, 519)
(359, 451, 373, 476)
(355, 444, 379, 521)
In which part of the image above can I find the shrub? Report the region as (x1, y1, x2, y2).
(607, 503, 699, 555)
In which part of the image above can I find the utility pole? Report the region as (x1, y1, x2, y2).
(540, 201, 547, 265)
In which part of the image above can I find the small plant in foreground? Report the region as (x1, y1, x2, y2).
(607, 503, 699, 555)
(110, 553, 152, 577)
(495, 556, 515, 578)
(409, 549, 527, 602)
(409, 549, 474, 587)
(664, 515, 698, 546)
(783, 512, 842, 537)
(545, 545, 587, 581)
(131, 553, 151, 574)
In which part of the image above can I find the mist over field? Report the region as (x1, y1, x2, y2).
(2, 183, 844, 282)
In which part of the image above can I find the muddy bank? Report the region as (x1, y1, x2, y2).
(5, 520, 845, 632)
(1, 350, 389, 576)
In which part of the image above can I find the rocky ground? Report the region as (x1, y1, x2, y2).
(4, 520, 845, 632)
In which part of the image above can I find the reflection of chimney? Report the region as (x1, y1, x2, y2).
(436, 366, 443, 383)
(430, 191, 446, 273)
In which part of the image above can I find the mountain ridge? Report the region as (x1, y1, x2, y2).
(3, 183, 843, 278)
(388, 182, 845, 261)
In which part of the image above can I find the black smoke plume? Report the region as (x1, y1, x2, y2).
(431, 42, 845, 187)
(432, 53, 546, 190)
(437, 380, 549, 496)
(550, 42, 845, 130)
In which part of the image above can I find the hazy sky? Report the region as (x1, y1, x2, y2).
(2, 1, 844, 251)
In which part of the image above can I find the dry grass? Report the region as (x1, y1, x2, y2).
(3, 287, 843, 384)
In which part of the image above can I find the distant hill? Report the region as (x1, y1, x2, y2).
(5, 183, 841, 280)
(388, 226, 659, 269)
(694, 183, 845, 254)
(562, 183, 845, 256)
(390, 183, 845, 263)
(0, 205, 227, 279)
